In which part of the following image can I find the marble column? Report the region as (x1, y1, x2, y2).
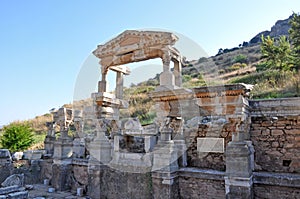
(115, 71, 123, 99)
(159, 51, 175, 87)
(98, 65, 108, 92)
(173, 59, 182, 87)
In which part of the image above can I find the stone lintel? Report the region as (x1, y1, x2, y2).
(149, 87, 193, 102)
(93, 30, 180, 70)
(193, 83, 252, 97)
(109, 65, 131, 75)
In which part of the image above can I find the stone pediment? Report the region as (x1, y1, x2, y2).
(93, 30, 180, 67)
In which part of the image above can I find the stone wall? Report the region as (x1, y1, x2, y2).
(185, 123, 233, 171)
(250, 98, 300, 173)
(253, 184, 300, 199)
(12, 160, 42, 185)
(51, 163, 72, 191)
(251, 115, 300, 173)
(253, 171, 300, 199)
(99, 167, 153, 199)
(179, 168, 225, 199)
(152, 175, 179, 199)
(40, 159, 53, 182)
(70, 160, 89, 193)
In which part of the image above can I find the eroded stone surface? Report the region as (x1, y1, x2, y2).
(1, 174, 24, 187)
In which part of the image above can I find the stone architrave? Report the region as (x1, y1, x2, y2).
(93, 30, 182, 94)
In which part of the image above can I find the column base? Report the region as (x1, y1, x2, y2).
(225, 176, 253, 199)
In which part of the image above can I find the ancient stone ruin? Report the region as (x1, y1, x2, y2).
(1, 30, 300, 199)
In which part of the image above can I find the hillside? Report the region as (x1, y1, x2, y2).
(1, 14, 299, 149)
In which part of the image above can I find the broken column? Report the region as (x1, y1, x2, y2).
(44, 121, 56, 156)
(72, 110, 86, 159)
(51, 107, 73, 191)
(52, 108, 73, 160)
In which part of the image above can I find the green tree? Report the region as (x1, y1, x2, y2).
(0, 123, 34, 152)
(289, 12, 300, 70)
(260, 35, 293, 71)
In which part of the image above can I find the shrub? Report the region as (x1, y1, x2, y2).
(219, 69, 225, 74)
(182, 75, 192, 83)
(0, 123, 34, 152)
(232, 54, 248, 64)
(229, 63, 247, 71)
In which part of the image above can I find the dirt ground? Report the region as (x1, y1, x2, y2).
(28, 184, 89, 199)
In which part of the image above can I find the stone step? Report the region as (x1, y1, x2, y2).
(7, 191, 28, 199)
(0, 185, 24, 195)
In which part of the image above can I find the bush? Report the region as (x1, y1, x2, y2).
(229, 63, 247, 71)
(0, 123, 34, 152)
(182, 75, 192, 83)
(232, 54, 248, 64)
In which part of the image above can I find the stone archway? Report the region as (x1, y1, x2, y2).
(93, 30, 183, 96)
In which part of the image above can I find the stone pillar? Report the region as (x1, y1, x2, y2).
(225, 120, 254, 198)
(88, 125, 112, 164)
(98, 71, 108, 93)
(44, 122, 56, 155)
(173, 59, 182, 87)
(225, 140, 254, 199)
(159, 51, 175, 87)
(173, 125, 187, 168)
(44, 135, 56, 155)
(152, 127, 180, 198)
(53, 131, 73, 160)
(87, 119, 112, 198)
(115, 71, 123, 99)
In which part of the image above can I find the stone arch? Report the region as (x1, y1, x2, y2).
(92, 30, 183, 97)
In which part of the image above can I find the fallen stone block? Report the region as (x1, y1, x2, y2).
(1, 174, 24, 187)
(0, 185, 24, 195)
(7, 191, 28, 199)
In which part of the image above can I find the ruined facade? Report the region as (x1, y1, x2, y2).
(1, 30, 299, 199)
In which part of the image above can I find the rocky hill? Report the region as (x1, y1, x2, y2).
(181, 14, 296, 85)
(249, 15, 293, 44)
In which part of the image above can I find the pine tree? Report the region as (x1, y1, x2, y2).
(0, 123, 34, 152)
(289, 12, 300, 70)
(260, 35, 293, 71)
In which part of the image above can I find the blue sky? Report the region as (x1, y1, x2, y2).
(0, 0, 299, 125)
